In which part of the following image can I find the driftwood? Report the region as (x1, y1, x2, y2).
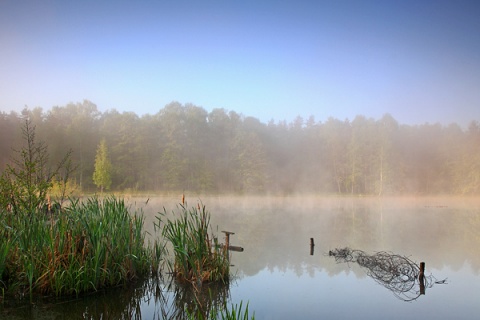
(327, 247, 447, 301)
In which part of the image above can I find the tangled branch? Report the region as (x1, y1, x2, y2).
(328, 247, 447, 301)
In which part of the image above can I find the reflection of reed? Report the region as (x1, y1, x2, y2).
(31, 276, 230, 319)
(152, 276, 231, 319)
(328, 247, 447, 302)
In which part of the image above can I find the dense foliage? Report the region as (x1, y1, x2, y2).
(1, 100, 479, 195)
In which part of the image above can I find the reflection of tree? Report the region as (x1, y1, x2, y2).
(328, 247, 447, 301)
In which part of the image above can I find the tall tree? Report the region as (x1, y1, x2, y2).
(231, 130, 268, 193)
(323, 118, 350, 193)
(92, 139, 112, 193)
(46, 100, 100, 190)
(0, 119, 73, 215)
(375, 114, 398, 195)
(6, 102, 480, 195)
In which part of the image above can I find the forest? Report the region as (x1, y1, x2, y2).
(1, 100, 479, 195)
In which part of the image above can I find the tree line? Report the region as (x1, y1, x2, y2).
(1, 100, 479, 195)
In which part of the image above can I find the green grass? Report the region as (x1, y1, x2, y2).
(0, 196, 255, 319)
(186, 300, 255, 320)
(216, 302, 255, 320)
(0, 196, 160, 300)
(157, 202, 230, 286)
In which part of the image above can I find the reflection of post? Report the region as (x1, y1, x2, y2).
(310, 238, 315, 255)
(419, 262, 426, 295)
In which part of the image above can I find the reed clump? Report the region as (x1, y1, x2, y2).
(213, 301, 254, 320)
(157, 202, 230, 286)
(186, 301, 255, 320)
(0, 196, 160, 300)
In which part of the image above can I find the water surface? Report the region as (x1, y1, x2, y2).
(3, 196, 480, 319)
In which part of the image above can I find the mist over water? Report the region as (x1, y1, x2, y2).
(3, 195, 480, 319)
(139, 195, 480, 273)
(136, 195, 480, 318)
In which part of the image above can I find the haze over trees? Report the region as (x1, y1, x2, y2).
(1, 100, 479, 195)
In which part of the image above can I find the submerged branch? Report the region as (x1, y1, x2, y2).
(328, 247, 447, 301)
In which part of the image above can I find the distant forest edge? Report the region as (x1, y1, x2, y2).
(1, 100, 479, 195)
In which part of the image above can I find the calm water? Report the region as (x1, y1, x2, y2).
(3, 196, 480, 319)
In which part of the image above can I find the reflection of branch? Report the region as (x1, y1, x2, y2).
(328, 247, 447, 302)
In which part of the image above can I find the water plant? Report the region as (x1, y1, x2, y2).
(215, 301, 254, 320)
(0, 196, 160, 300)
(186, 301, 255, 320)
(157, 277, 254, 320)
(0, 120, 163, 300)
(157, 201, 230, 286)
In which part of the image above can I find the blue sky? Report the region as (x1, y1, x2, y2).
(1, 0, 479, 126)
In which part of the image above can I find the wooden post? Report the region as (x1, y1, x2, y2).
(310, 238, 315, 255)
(220, 231, 243, 253)
(419, 262, 426, 295)
(221, 231, 235, 258)
(222, 231, 234, 248)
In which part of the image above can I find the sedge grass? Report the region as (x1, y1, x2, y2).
(186, 301, 255, 320)
(157, 202, 230, 286)
(216, 301, 255, 320)
(0, 196, 161, 300)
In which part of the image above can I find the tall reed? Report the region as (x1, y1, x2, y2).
(157, 202, 230, 286)
(0, 196, 160, 300)
(214, 301, 255, 320)
(186, 300, 255, 320)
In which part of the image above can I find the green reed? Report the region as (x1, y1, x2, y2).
(0, 196, 159, 300)
(186, 301, 255, 320)
(216, 301, 255, 320)
(157, 202, 230, 286)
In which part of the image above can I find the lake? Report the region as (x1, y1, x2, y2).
(2, 196, 480, 319)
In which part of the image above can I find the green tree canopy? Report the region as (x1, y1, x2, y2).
(3, 103, 480, 195)
(93, 139, 112, 193)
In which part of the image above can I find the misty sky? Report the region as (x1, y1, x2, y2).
(1, 0, 479, 126)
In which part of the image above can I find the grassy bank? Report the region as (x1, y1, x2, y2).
(0, 196, 255, 319)
(0, 196, 162, 300)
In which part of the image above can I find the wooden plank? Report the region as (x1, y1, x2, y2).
(228, 245, 244, 252)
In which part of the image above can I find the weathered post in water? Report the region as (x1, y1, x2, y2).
(419, 262, 426, 295)
(222, 231, 234, 251)
(221, 231, 244, 254)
